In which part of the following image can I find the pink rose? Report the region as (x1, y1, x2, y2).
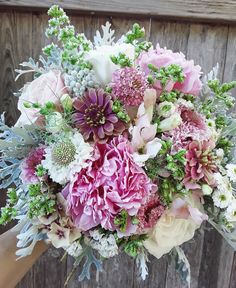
(16, 70, 67, 126)
(137, 44, 202, 96)
(63, 136, 156, 236)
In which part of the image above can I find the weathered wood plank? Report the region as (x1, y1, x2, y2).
(186, 23, 231, 288)
(1, 0, 236, 23)
(223, 25, 236, 288)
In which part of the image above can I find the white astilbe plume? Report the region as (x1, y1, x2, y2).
(94, 22, 115, 46)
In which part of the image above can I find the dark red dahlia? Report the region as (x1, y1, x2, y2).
(73, 89, 126, 142)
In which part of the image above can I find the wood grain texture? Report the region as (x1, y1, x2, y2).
(0, 10, 236, 288)
(1, 0, 236, 23)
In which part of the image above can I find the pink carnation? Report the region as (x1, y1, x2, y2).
(20, 146, 45, 184)
(137, 44, 202, 96)
(63, 136, 156, 235)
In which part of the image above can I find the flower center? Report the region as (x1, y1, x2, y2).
(52, 141, 76, 166)
(85, 104, 106, 127)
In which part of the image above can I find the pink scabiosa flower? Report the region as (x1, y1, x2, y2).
(184, 140, 218, 190)
(137, 194, 165, 231)
(63, 136, 156, 236)
(73, 89, 126, 142)
(111, 67, 149, 106)
(165, 106, 211, 152)
(20, 146, 45, 184)
(137, 44, 202, 96)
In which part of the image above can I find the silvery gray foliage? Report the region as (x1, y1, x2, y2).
(172, 246, 191, 288)
(39, 45, 63, 71)
(136, 251, 149, 280)
(94, 22, 115, 47)
(15, 57, 46, 81)
(64, 66, 99, 97)
(0, 115, 37, 158)
(0, 114, 38, 189)
(201, 63, 219, 100)
(71, 244, 102, 282)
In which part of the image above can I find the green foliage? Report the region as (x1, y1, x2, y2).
(166, 150, 186, 180)
(110, 53, 132, 68)
(45, 5, 91, 66)
(112, 100, 130, 123)
(208, 79, 236, 109)
(124, 235, 148, 258)
(148, 64, 185, 89)
(0, 188, 18, 225)
(114, 210, 129, 233)
(27, 183, 56, 219)
(216, 137, 233, 156)
(125, 23, 145, 44)
(215, 115, 228, 129)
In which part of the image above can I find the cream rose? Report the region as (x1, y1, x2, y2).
(85, 43, 135, 86)
(16, 70, 67, 126)
(144, 196, 206, 259)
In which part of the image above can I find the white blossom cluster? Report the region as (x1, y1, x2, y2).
(212, 167, 236, 223)
(89, 230, 119, 258)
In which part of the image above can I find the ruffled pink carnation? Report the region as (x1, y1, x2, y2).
(183, 140, 218, 190)
(164, 106, 211, 152)
(111, 67, 149, 106)
(20, 146, 45, 184)
(63, 136, 156, 235)
(137, 44, 202, 96)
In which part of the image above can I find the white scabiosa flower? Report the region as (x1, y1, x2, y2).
(225, 199, 236, 222)
(226, 164, 236, 182)
(42, 131, 93, 184)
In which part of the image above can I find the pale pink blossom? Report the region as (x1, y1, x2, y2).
(16, 70, 67, 126)
(137, 44, 202, 96)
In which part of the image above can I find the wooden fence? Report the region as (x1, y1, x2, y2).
(0, 1, 236, 287)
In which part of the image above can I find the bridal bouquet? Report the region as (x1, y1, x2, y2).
(1, 5, 236, 285)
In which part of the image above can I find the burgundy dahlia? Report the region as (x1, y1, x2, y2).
(183, 140, 218, 190)
(111, 67, 149, 106)
(73, 89, 126, 142)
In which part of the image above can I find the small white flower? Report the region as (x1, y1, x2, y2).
(177, 98, 194, 109)
(66, 241, 83, 257)
(226, 164, 236, 182)
(215, 148, 224, 163)
(202, 184, 213, 196)
(157, 101, 175, 118)
(214, 172, 232, 191)
(212, 189, 232, 209)
(42, 131, 93, 184)
(225, 199, 236, 222)
(89, 230, 118, 258)
(47, 222, 81, 249)
(46, 112, 66, 134)
(159, 113, 182, 132)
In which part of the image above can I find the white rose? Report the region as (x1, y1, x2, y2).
(46, 112, 66, 133)
(85, 43, 135, 86)
(144, 212, 199, 259)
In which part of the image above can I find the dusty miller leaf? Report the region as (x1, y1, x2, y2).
(172, 246, 191, 288)
(136, 250, 149, 280)
(71, 244, 103, 282)
(15, 57, 46, 81)
(94, 22, 115, 46)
